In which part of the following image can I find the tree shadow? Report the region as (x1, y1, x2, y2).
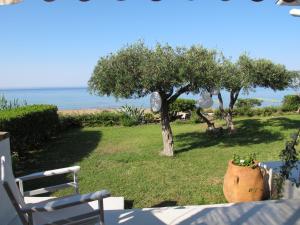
(125, 199, 135, 209)
(151, 200, 178, 208)
(14, 129, 102, 193)
(263, 116, 300, 130)
(175, 118, 286, 154)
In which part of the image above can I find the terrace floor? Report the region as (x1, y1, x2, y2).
(104, 199, 300, 225)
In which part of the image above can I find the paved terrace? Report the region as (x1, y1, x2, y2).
(104, 199, 300, 225)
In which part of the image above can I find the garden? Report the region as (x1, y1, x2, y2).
(1, 43, 300, 209)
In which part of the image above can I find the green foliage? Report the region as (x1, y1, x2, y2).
(169, 98, 196, 121)
(232, 153, 257, 167)
(59, 111, 122, 128)
(235, 98, 262, 117)
(190, 111, 202, 123)
(0, 105, 59, 156)
(59, 109, 157, 129)
(89, 42, 220, 112)
(218, 54, 296, 130)
(0, 95, 27, 110)
(236, 98, 262, 108)
(252, 59, 298, 91)
(120, 105, 145, 126)
(261, 106, 280, 116)
(282, 95, 300, 112)
(144, 113, 156, 124)
(59, 115, 82, 130)
(214, 106, 282, 119)
(89, 42, 180, 98)
(273, 130, 300, 199)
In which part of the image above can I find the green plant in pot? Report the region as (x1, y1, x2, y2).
(223, 153, 265, 203)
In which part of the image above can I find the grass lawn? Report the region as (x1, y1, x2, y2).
(20, 114, 300, 208)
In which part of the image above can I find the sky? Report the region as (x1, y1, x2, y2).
(0, 0, 299, 89)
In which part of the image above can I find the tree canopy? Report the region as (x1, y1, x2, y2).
(89, 42, 219, 156)
(89, 42, 298, 154)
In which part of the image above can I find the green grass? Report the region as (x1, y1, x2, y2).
(19, 115, 300, 208)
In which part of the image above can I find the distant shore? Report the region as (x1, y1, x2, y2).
(58, 107, 152, 115)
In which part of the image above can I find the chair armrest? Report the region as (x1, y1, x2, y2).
(22, 190, 111, 212)
(16, 166, 80, 182)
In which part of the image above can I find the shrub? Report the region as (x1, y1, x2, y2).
(59, 115, 82, 130)
(120, 105, 144, 125)
(235, 98, 263, 117)
(63, 111, 122, 127)
(190, 111, 202, 123)
(169, 98, 196, 121)
(144, 113, 156, 124)
(120, 115, 139, 127)
(236, 98, 262, 108)
(0, 95, 27, 110)
(0, 105, 59, 156)
(282, 95, 300, 112)
(262, 106, 279, 116)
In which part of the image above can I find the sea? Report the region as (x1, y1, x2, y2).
(0, 87, 298, 110)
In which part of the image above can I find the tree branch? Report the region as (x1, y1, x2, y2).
(167, 84, 191, 104)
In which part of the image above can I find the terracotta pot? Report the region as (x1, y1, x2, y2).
(223, 160, 264, 203)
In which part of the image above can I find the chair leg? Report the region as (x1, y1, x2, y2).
(28, 212, 33, 225)
(98, 198, 105, 225)
(73, 172, 79, 194)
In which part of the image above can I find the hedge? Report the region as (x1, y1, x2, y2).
(214, 106, 282, 119)
(59, 110, 158, 129)
(59, 111, 122, 129)
(0, 105, 59, 156)
(282, 95, 300, 112)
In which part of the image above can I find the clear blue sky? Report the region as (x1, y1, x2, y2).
(0, 0, 299, 88)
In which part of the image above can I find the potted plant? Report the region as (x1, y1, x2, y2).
(223, 153, 264, 203)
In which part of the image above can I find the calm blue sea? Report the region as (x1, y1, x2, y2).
(0, 87, 298, 110)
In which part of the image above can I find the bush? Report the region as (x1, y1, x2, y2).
(236, 98, 262, 108)
(60, 111, 122, 128)
(120, 115, 140, 127)
(282, 95, 300, 112)
(0, 105, 59, 156)
(235, 98, 263, 117)
(190, 111, 202, 123)
(59, 110, 157, 129)
(120, 105, 144, 126)
(169, 98, 196, 121)
(59, 115, 82, 130)
(262, 106, 280, 116)
(144, 113, 156, 124)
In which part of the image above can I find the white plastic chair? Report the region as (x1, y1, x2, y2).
(0, 132, 111, 225)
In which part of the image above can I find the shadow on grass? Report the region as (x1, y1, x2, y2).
(174, 117, 298, 154)
(262, 116, 300, 130)
(15, 129, 102, 193)
(152, 200, 178, 208)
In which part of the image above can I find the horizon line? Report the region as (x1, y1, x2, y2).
(0, 86, 88, 90)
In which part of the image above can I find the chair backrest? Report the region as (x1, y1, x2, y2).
(0, 132, 25, 225)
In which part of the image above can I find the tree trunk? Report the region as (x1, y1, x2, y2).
(160, 97, 174, 156)
(217, 93, 225, 119)
(225, 111, 235, 131)
(196, 108, 215, 131)
(226, 90, 240, 132)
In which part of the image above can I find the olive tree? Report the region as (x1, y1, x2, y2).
(89, 42, 218, 156)
(181, 49, 225, 131)
(217, 54, 297, 132)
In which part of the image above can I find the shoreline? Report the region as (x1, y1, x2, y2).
(58, 107, 152, 115)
